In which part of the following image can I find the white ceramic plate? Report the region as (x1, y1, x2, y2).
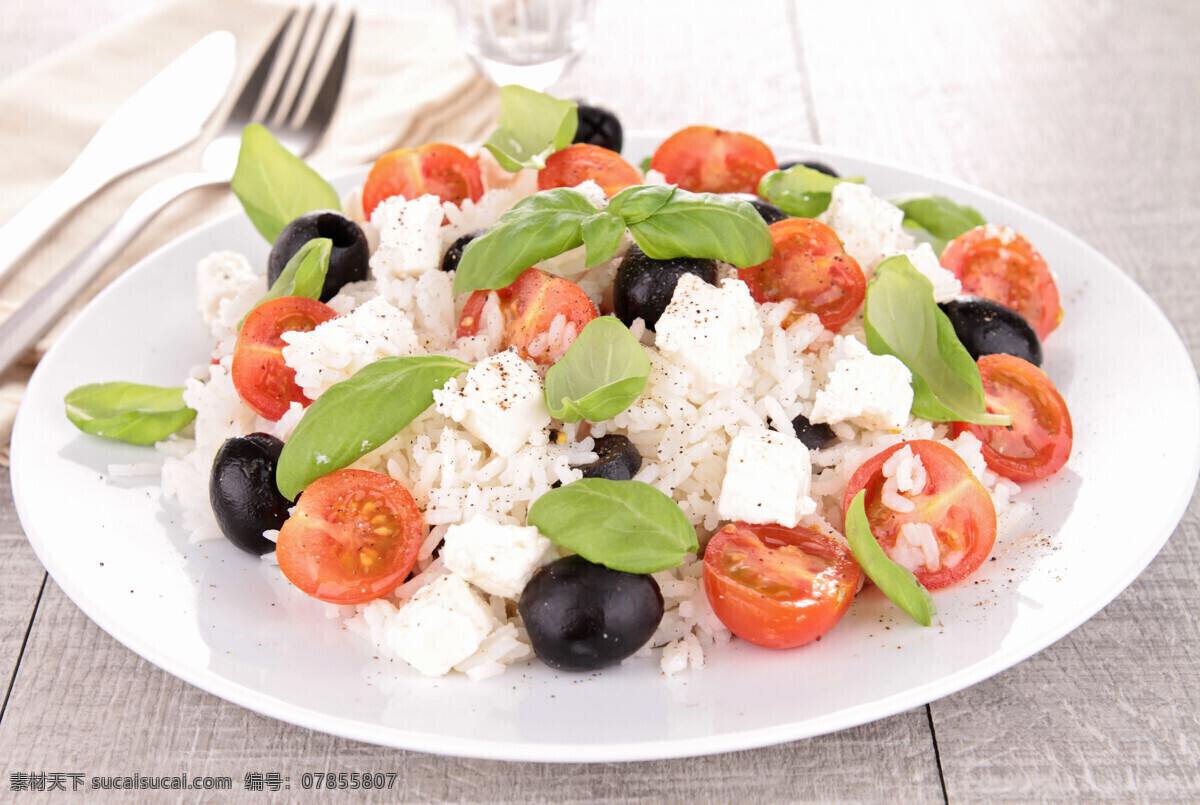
(12, 136, 1200, 762)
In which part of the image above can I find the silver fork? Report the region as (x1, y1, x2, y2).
(0, 6, 355, 376)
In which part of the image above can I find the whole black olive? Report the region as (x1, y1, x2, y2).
(209, 433, 293, 555)
(267, 210, 369, 302)
(613, 245, 719, 331)
(519, 555, 664, 672)
(777, 159, 840, 178)
(574, 434, 642, 481)
(724, 192, 788, 224)
(572, 102, 623, 153)
(790, 413, 838, 450)
(441, 229, 485, 273)
(939, 296, 1044, 366)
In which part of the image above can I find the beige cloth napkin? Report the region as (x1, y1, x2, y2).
(0, 0, 500, 459)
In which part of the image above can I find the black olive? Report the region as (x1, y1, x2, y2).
(939, 296, 1043, 366)
(267, 210, 369, 302)
(613, 245, 719, 331)
(519, 555, 663, 672)
(724, 192, 787, 224)
(777, 159, 840, 178)
(574, 434, 642, 481)
(572, 102, 623, 153)
(209, 433, 293, 555)
(441, 229, 485, 273)
(789, 413, 838, 450)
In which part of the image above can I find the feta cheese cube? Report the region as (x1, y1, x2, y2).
(888, 242, 961, 302)
(810, 335, 913, 431)
(655, 275, 763, 393)
(442, 515, 556, 598)
(370, 194, 444, 280)
(819, 182, 914, 274)
(717, 426, 816, 528)
(386, 575, 498, 676)
(434, 350, 551, 457)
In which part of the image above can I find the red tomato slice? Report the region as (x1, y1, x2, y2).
(843, 440, 996, 590)
(703, 521, 861, 649)
(276, 469, 424, 605)
(940, 225, 1062, 340)
(362, 143, 484, 219)
(738, 218, 866, 331)
(649, 125, 777, 194)
(232, 296, 336, 421)
(952, 353, 1073, 481)
(456, 268, 598, 365)
(537, 143, 642, 197)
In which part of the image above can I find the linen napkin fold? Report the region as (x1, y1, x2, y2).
(0, 0, 500, 459)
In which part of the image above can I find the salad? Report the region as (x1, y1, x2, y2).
(63, 87, 1073, 680)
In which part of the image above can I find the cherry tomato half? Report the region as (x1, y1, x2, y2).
(276, 469, 424, 605)
(362, 143, 484, 219)
(843, 440, 996, 590)
(703, 521, 861, 649)
(940, 225, 1062, 340)
(232, 296, 337, 421)
(457, 268, 598, 365)
(537, 143, 642, 197)
(952, 354, 1073, 481)
(738, 218, 867, 331)
(650, 125, 777, 194)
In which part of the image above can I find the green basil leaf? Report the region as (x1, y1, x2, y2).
(638, 155, 652, 174)
(64, 382, 195, 445)
(276, 355, 470, 499)
(231, 124, 341, 244)
(580, 212, 627, 268)
(544, 317, 650, 422)
(453, 188, 598, 293)
(891, 194, 985, 247)
(844, 490, 936, 626)
(619, 187, 773, 268)
(864, 256, 1011, 426)
(757, 165, 864, 218)
(482, 85, 578, 172)
(239, 238, 331, 329)
(527, 479, 698, 573)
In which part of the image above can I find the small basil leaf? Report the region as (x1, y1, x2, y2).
(623, 188, 773, 267)
(276, 355, 470, 499)
(453, 188, 598, 293)
(864, 256, 1010, 426)
(606, 184, 675, 225)
(891, 194, 985, 247)
(482, 85, 578, 172)
(757, 165, 864, 218)
(64, 382, 195, 445)
(231, 124, 341, 243)
(239, 238, 331, 329)
(844, 490, 936, 626)
(580, 212, 627, 268)
(544, 317, 650, 422)
(638, 156, 653, 174)
(527, 479, 698, 573)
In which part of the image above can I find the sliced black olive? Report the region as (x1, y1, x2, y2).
(777, 159, 840, 178)
(441, 228, 485, 273)
(572, 102, 623, 153)
(939, 296, 1043, 366)
(519, 555, 663, 672)
(574, 434, 642, 481)
(613, 244, 719, 331)
(209, 433, 293, 555)
(724, 192, 788, 224)
(267, 210, 369, 302)
(790, 413, 838, 450)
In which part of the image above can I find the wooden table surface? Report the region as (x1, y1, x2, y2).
(2, 1, 1198, 801)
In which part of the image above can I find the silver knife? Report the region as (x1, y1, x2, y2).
(0, 30, 237, 286)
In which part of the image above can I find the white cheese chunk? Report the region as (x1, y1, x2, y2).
(810, 335, 913, 431)
(386, 575, 498, 676)
(434, 350, 551, 457)
(717, 426, 816, 528)
(887, 241, 962, 302)
(442, 515, 556, 598)
(369, 194, 444, 280)
(654, 275, 763, 393)
(818, 182, 914, 275)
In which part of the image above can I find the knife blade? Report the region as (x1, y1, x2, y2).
(0, 30, 237, 286)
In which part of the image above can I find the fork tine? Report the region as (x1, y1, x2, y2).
(263, 6, 317, 124)
(295, 11, 355, 147)
(282, 6, 335, 124)
(226, 8, 298, 128)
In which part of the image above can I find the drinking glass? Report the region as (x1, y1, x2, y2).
(447, 0, 595, 91)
